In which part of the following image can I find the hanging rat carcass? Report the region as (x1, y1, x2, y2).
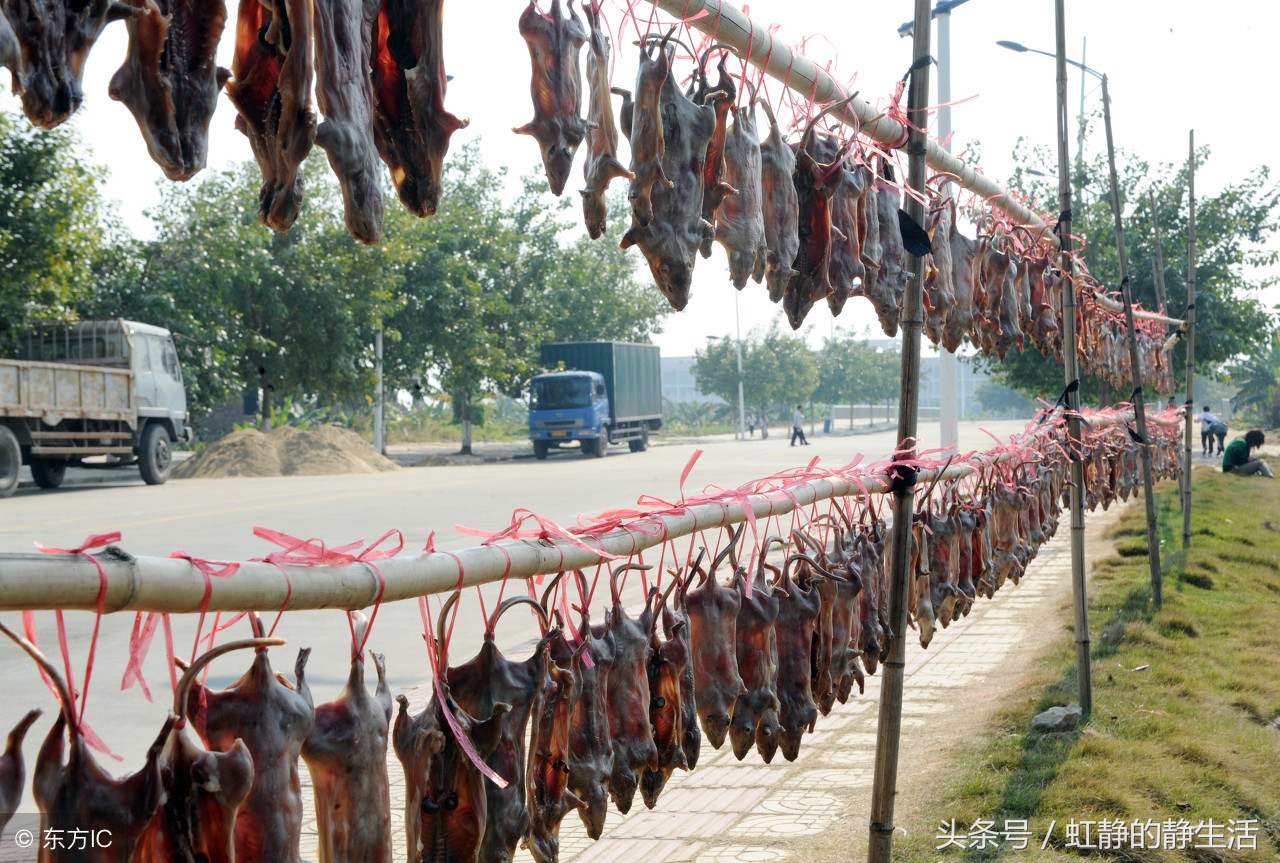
(184, 622, 314, 863)
(514, 0, 590, 196)
(300, 612, 394, 863)
(370, 0, 468, 217)
(619, 33, 716, 311)
(3, 0, 137, 128)
(713, 94, 768, 289)
(135, 638, 273, 863)
(579, 0, 633, 238)
(108, 0, 229, 181)
(225, 0, 317, 231)
(1, 622, 166, 863)
(311, 0, 385, 242)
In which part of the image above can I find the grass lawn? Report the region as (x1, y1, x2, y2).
(894, 462, 1280, 861)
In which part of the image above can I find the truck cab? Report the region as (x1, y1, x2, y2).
(528, 371, 611, 459)
(0, 319, 192, 495)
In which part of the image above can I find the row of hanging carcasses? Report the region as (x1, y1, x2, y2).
(0, 407, 1186, 863)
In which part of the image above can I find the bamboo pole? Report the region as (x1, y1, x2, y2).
(1053, 0, 1092, 716)
(1183, 131, 1197, 549)
(1149, 189, 1169, 323)
(0, 409, 1168, 614)
(1101, 76, 1163, 608)
(868, 2, 930, 860)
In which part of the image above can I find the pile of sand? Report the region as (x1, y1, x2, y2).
(174, 425, 399, 479)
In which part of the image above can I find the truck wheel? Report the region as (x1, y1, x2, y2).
(138, 424, 173, 485)
(628, 427, 649, 453)
(592, 437, 607, 458)
(533, 441, 549, 461)
(0, 426, 19, 498)
(30, 459, 66, 489)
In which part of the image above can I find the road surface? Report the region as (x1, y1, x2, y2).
(0, 420, 1031, 776)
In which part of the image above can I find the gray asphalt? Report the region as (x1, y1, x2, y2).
(0, 420, 1030, 786)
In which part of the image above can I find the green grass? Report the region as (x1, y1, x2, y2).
(895, 463, 1280, 862)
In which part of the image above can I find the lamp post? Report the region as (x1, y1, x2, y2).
(998, 38, 1165, 611)
(706, 333, 746, 441)
(900, 1, 969, 453)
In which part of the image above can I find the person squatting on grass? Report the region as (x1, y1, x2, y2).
(1222, 429, 1274, 478)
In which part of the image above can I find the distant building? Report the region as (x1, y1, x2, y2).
(662, 356, 725, 405)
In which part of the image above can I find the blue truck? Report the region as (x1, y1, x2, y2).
(528, 342, 663, 460)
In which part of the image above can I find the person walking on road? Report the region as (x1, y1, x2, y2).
(1192, 404, 1213, 455)
(1222, 429, 1274, 478)
(791, 405, 809, 446)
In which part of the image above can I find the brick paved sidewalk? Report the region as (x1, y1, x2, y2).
(297, 504, 1125, 863)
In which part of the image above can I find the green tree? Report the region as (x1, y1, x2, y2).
(983, 137, 1279, 402)
(1230, 336, 1280, 428)
(85, 140, 667, 448)
(91, 157, 404, 427)
(692, 323, 817, 436)
(384, 146, 668, 454)
(815, 335, 901, 428)
(0, 115, 113, 351)
(973, 380, 1036, 418)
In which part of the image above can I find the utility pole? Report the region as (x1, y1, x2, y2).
(1182, 132, 1197, 549)
(735, 291, 746, 441)
(1149, 189, 1169, 320)
(375, 326, 385, 455)
(1101, 75, 1163, 608)
(1077, 37, 1087, 171)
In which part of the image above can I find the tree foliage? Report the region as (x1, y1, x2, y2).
(0, 124, 666, 445)
(87, 157, 404, 423)
(1230, 335, 1280, 428)
(382, 147, 667, 451)
(814, 334, 901, 415)
(0, 115, 113, 351)
(983, 134, 1279, 402)
(691, 323, 818, 429)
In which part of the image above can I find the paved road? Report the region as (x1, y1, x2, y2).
(0, 420, 1031, 780)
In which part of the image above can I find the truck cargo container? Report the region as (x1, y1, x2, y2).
(528, 342, 662, 459)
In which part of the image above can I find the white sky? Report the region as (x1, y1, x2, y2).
(3, 0, 1277, 359)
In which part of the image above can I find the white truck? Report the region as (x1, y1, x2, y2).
(0, 319, 192, 497)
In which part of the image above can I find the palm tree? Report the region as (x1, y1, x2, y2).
(1232, 337, 1280, 428)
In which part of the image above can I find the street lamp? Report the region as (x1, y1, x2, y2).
(999, 38, 1165, 607)
(705, 335, 746, 441)
(900, 0, 972, 454)
(997, 38, 1094, 171)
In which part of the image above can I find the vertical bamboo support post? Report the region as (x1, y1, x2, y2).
(1150, 188, 1183, 507)
(1182, 131, 1197, 549)
(1054, 0, 1092, 715)
(1148, 189, 1169, 320)
(1101, 76, 1163, 608)
(866, 1, 930, 859)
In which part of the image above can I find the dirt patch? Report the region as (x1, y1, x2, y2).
(174, 426, 398, 479)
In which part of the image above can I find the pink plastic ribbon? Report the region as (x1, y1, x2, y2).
(31, 532, 123, 760)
